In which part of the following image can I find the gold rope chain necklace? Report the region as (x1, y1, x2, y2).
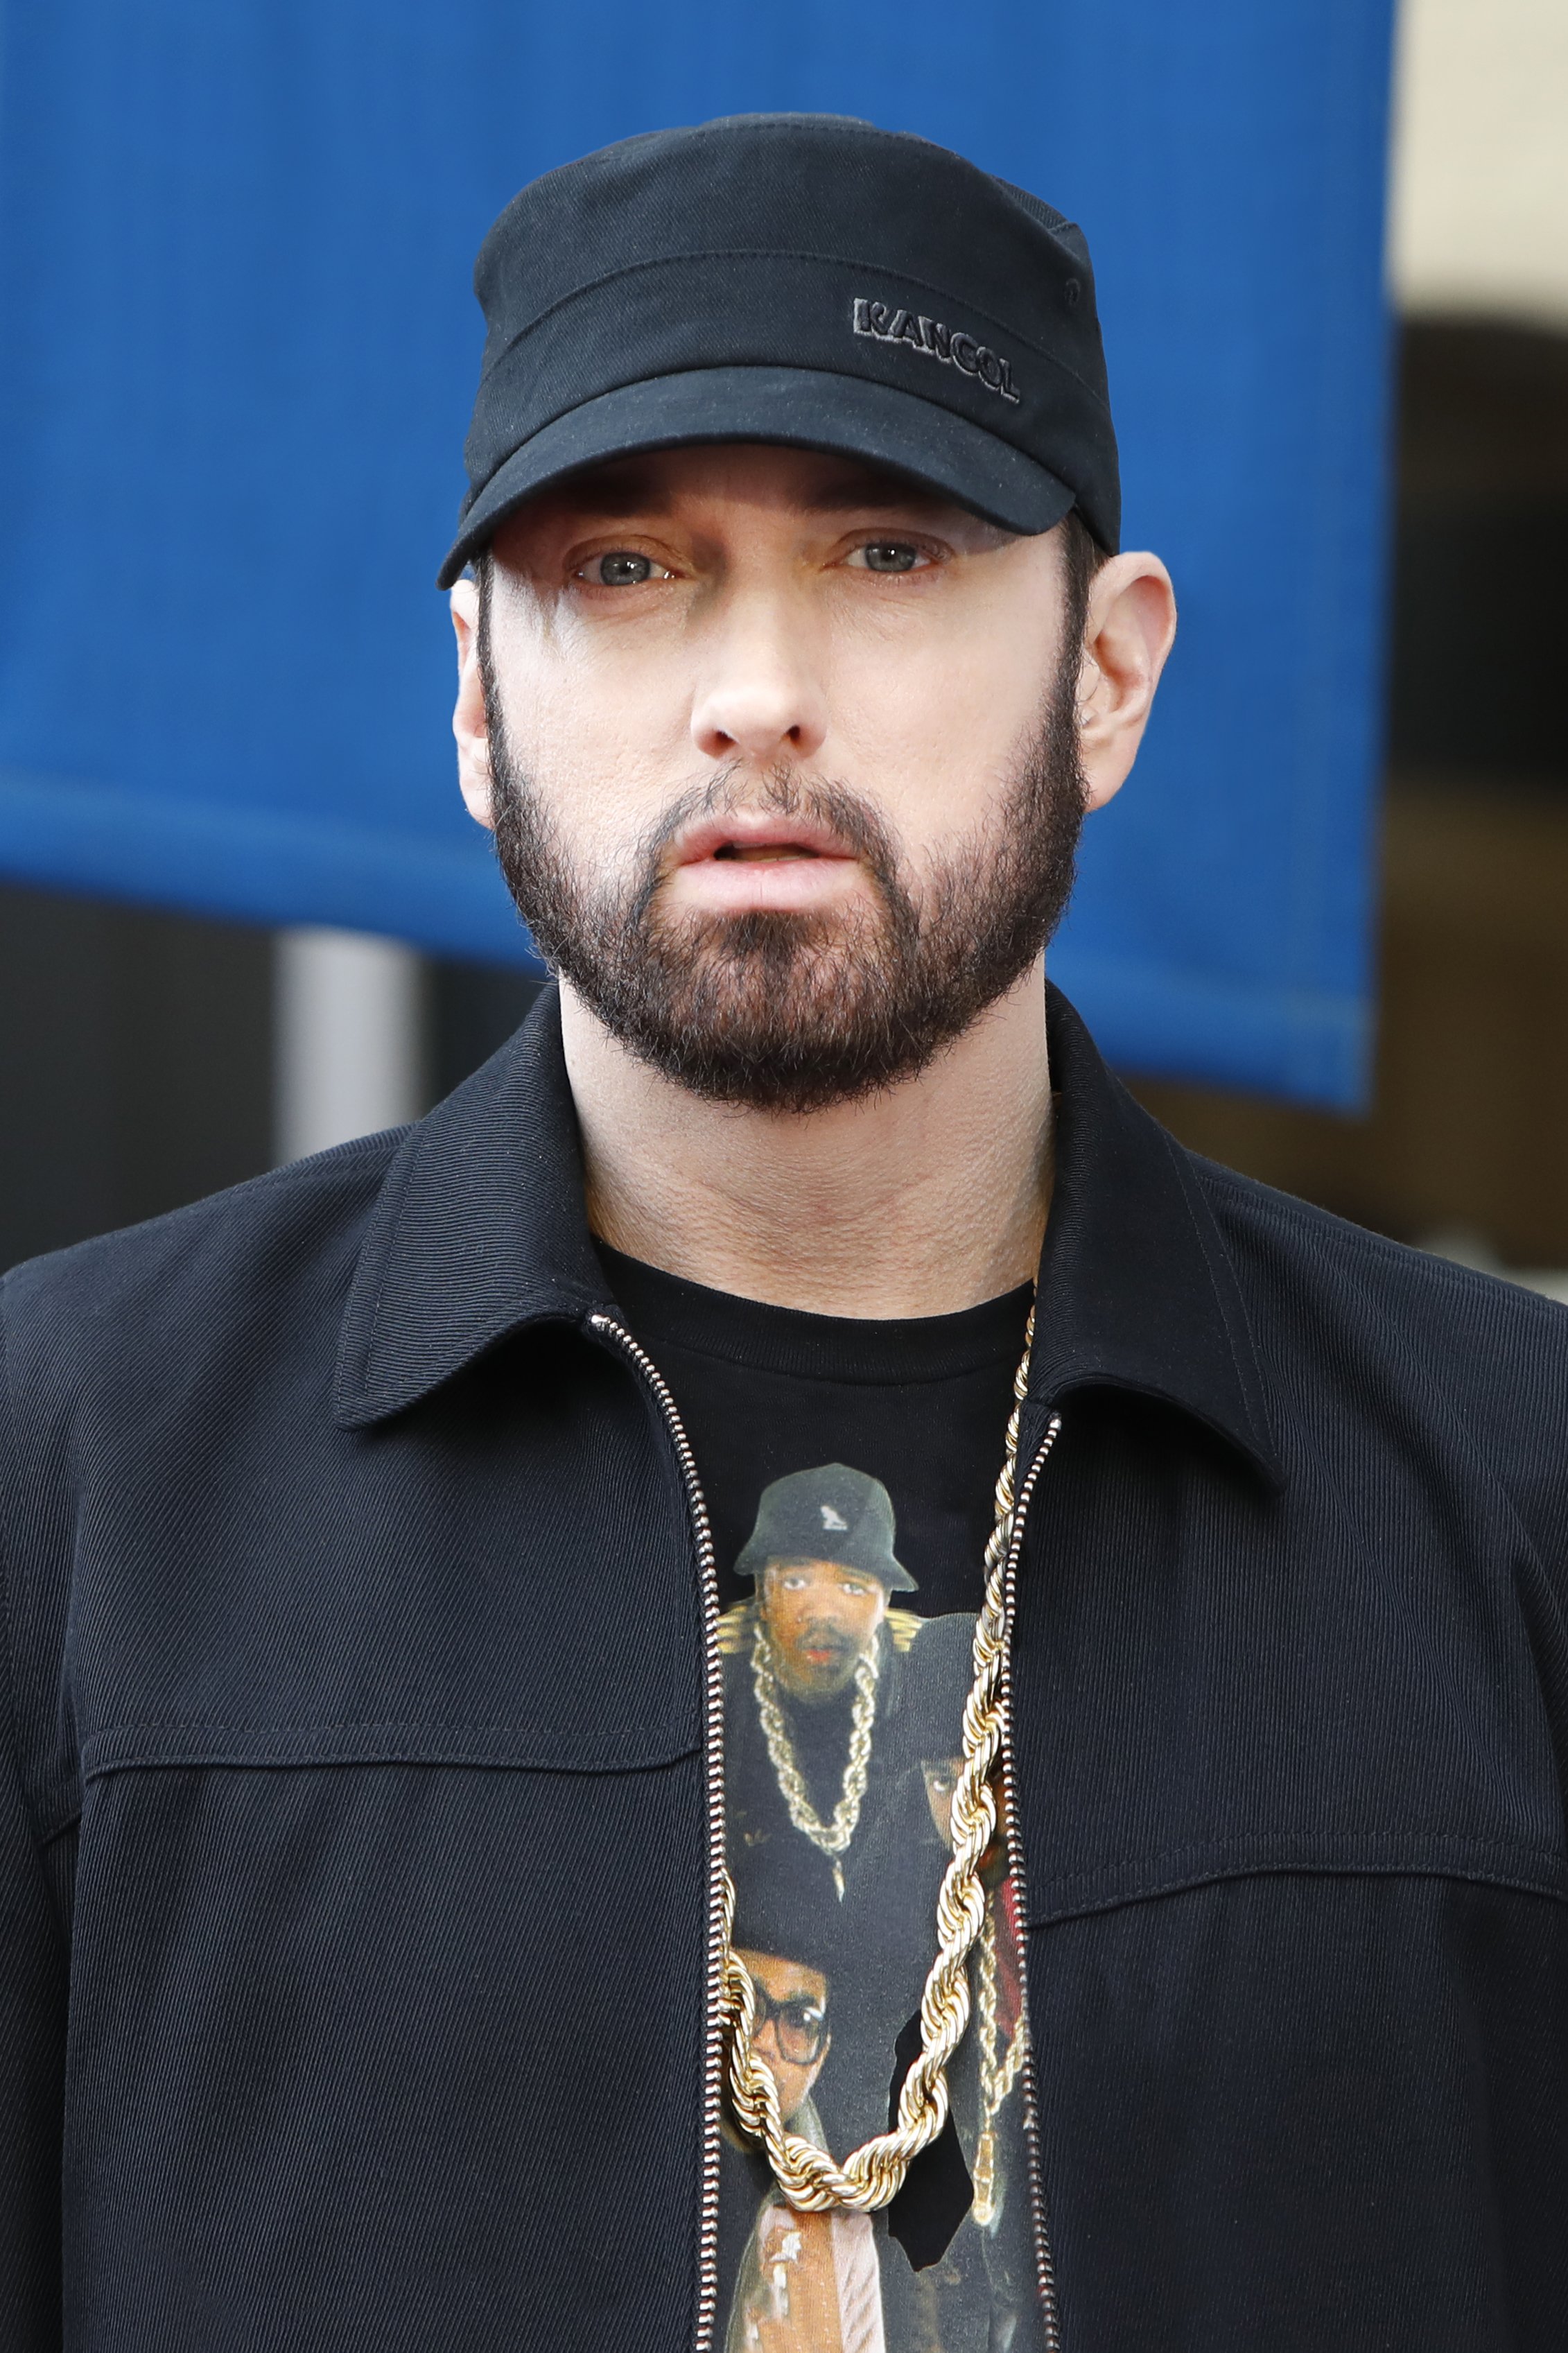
(722, 1306, 1061, 2214)
(751, 1624, 878, 1900)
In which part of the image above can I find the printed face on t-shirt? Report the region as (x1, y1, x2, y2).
(758, 1559, 889, 1701)
(921, 1756, 962, 1848)
(735, 1947, 831, 2125)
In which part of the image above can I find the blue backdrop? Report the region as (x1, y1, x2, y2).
(0, 0, 1395, 1104)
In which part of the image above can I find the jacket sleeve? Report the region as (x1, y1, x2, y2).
(0, 1305, 67, 2348)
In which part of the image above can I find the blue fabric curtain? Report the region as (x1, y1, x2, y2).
(0, 0, 1395, 1104)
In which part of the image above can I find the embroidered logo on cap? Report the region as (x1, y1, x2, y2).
(852, 298, 1021, 404)
(819, 1504, 851, 1531)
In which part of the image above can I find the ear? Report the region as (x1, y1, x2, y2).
(450, 577, 495, 832)
(1074, 552, 1178, 815)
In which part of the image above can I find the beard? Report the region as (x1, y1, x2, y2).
(770, 1619, 862, 1702)
(483, 645, 1087, 1115)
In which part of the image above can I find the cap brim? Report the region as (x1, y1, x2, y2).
(436, 365, 1075, 588)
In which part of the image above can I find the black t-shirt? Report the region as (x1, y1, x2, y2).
(599, 1247, 1045, 2353)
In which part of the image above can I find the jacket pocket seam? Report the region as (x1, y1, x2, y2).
(81, 1719, 701, 1784)
(1026, 1830, 1568, 1925)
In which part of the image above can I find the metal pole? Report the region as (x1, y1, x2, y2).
(272, 928, 426, 1165)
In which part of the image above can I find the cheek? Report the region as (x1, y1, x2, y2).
(505, 697, 693, 879)
(826, 620, 1047, 855)
(490, 618, 697, 848)
(769, 2059, 805, 2112)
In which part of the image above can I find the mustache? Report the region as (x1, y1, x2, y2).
(629, 765, 907, 927)
(786, 1622, 859, 1656)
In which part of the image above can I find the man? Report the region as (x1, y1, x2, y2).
(721, 1950, 886, 2353)
(1, 110, 1564, 2353)
(721, 1466, 941, 1906)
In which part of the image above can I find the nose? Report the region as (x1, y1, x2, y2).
(689, 591, 828, 766)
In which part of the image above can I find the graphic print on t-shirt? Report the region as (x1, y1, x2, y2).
(719, 1461, 1041, 2353)
(595, 1243, 1040, 2350)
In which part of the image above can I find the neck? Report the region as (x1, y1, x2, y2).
(560, 961, 1053, 1319)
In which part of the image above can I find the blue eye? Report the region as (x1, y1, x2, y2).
(595, 552, 654, 586)
(860, 540, 921, 573)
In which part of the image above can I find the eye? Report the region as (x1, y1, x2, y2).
(577, 550, 672, 587)
(848, 538, 928, 575)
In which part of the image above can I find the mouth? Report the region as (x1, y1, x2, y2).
(661, 813, 864, 914)
(717, 844, 818, 863)
(798, 1629, 855, 1667)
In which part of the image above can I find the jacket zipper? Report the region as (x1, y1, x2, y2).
(589, 1314, 729, 2353)
(1001, 1414, 1065, 2353)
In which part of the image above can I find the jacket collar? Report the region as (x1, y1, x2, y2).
(1029, 987, 1282, 1485)
(333, 989, 613, 1427)
(334, 982, 1284, 1488)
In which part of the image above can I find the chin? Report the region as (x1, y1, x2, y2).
(794, 1670, 856, 1703)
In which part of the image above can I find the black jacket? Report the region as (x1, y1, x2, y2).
(1, 986, 1564, 2352)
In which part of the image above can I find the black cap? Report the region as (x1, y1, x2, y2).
(437, 113, 1120, 589)
(734, 1463, 916, 1592)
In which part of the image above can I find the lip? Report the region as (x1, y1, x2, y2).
(671, 812, 859, 868)
(661, 811, 865, 915)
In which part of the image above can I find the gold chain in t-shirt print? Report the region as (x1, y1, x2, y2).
(722, 1307, 1056, 2214)
(751, 1626, 878, 1900)
(970, 1900, 1027, 2227)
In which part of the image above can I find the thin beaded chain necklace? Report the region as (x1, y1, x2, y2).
(721, 1307, 1057, 2214)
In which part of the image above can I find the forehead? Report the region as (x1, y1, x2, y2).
(505, 442, 986, 532)
(738, 1948, 828, 2004)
